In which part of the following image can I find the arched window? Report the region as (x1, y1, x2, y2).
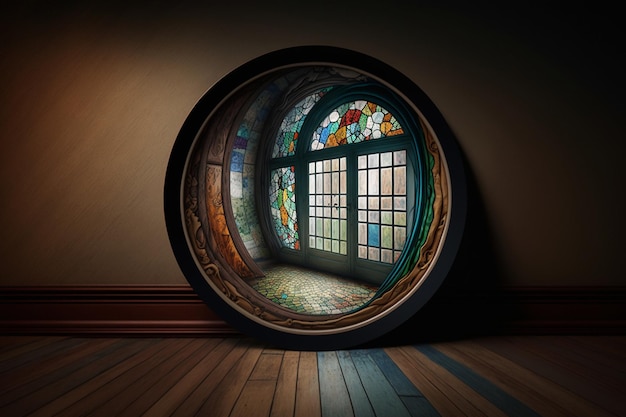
(264, 84, 426, 286)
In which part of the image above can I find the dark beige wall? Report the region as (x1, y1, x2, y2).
(1, 3, 623, 286)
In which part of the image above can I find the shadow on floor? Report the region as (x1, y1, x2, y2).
(360, 152, 519, 348)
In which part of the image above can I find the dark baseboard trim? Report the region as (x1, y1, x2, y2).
(0, 285, 624, 336)
(0, 285, 238, 336)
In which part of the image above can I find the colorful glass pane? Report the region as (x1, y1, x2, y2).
(230, 81, 283, 260)
(357, 150, 407, 264)
(269, 166, 300, 249)
(272, 88, 332, 158)
(311, 101, 404, 150)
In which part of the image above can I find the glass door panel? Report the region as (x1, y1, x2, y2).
(308, 157, 348, 255)
(357, 150, 407, 264)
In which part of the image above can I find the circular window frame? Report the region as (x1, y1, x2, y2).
(164, 46, 466, 350)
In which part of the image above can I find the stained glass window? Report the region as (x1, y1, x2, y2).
(272, 88, 332, 158)
(269, 166, 299, 249)
(268, 87, 413, 278)
(311, 101, 404, 150)
(357, 150, 407, 264)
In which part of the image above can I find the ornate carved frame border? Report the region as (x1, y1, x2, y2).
(164, 46, 467, 350)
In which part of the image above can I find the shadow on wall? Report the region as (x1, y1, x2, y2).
(364, 153, 516, 347)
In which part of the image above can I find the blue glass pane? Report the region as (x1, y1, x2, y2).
(368, 224, 380, 247)
(230, 151, 244, 172)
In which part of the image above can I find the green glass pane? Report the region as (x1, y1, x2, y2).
(394, 226, 406, 250)
(394, 212, 406, 226)
(381, 211, 393, 225)
(381, 225, 393, 249)
(269, 167, 299, 249)
(340, 241, 347, 255)
(323, 218, 331, 238)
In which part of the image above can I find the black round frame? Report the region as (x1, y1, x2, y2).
(164, 46, 467, 350)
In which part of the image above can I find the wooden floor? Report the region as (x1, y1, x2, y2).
(0, 335, 624, 417)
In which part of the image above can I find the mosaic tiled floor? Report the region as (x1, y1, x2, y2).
(248, 264, 379, 315)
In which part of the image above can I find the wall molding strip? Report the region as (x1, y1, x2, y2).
(1, 285, 624, 336)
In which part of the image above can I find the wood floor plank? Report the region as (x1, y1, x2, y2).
(336, 351, 375, 417)
(368, 348, 439, 417)
(415, 344, 539, 417)
(270, 350, 300, 417)
(0, 335, 623, 417)
(477, 336, 624, 417)
(563, 336, 626, 370)
(142, 337, 240, 417)
(230, 379, 277, 417)
(433, 339, 572, 417)
(25, 339, 205, 417)
(366, 349, 421, 397)
(509, 335, 626, 394)
(0, 337, 118, 392)
(58, 338, 194, 417)
(193, 341, 264, 417)
(29, 339, 153, 417)
(250, 351, 283, 381)
(350, 349, 412, 417)
(170, 338, 249, 417)
(577, 335, 626, 357)
(89, 339, 218, 417)
(385, 347, 466, 416)
(114, 337, 222, 417)
(0, 339, 132, 409)
(0, 337, 39, 350)
(318, 351, 353, 417)
(385, 346, 482, 417)
(0, 337, 61, 359)
(0, 336, 77, 373)
(294, 351, 321, 417)
(0, 338, 149, 417)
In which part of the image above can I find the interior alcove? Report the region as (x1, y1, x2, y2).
(165, 46, 466, 350)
